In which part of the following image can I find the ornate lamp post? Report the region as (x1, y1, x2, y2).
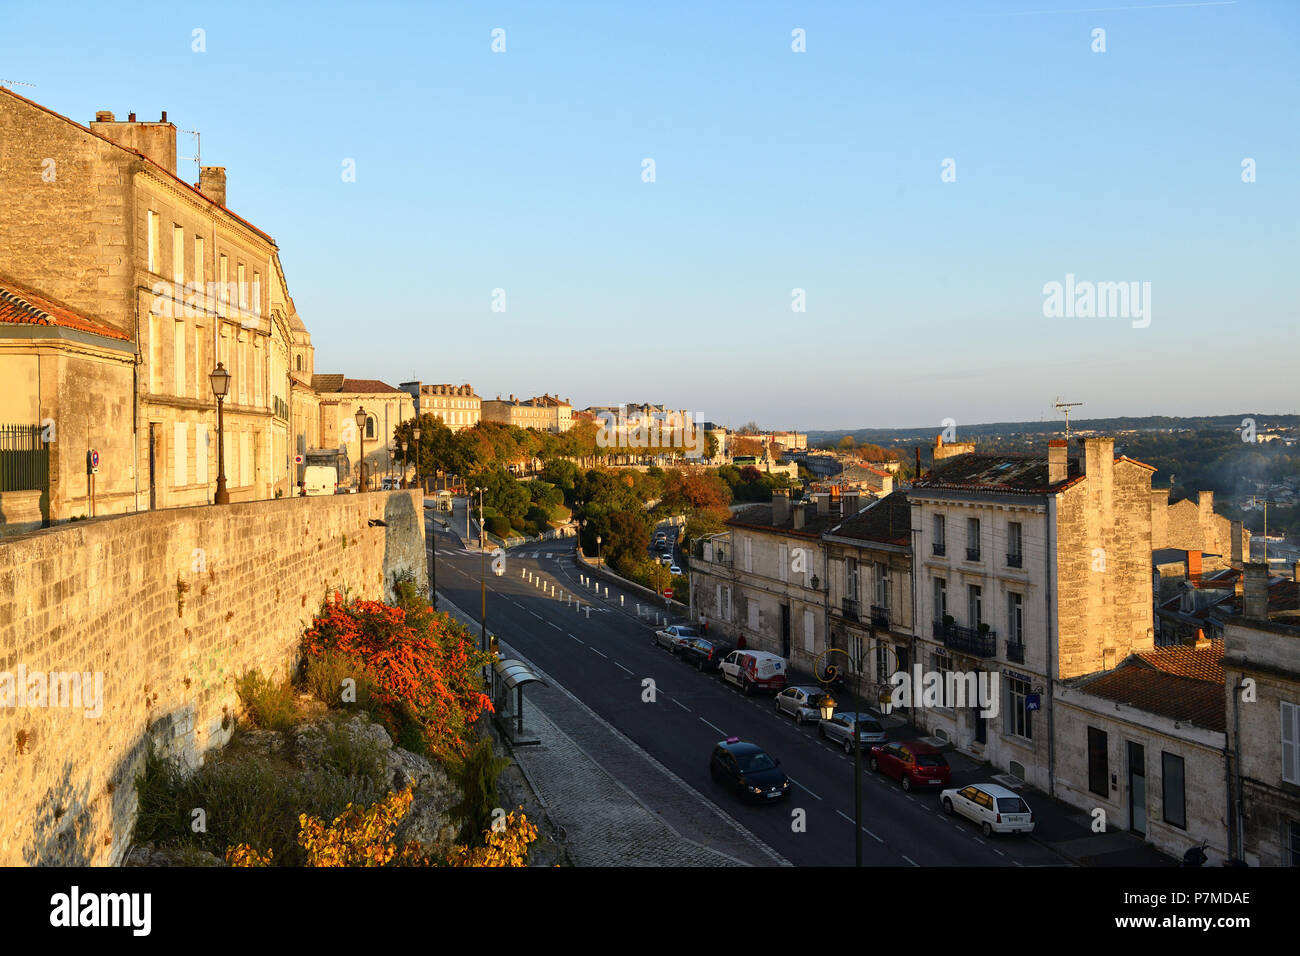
(209, 362, 231, 504)
(354, 407, 368, 492)
(412, 424, 421, 493)
(474, 485, 487, 654)
(815, 644, 864, 867)
(399, 440, 408, 488)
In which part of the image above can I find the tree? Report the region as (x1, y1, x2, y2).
(838, 435, 856, 451)
(737, 421, 761, 436)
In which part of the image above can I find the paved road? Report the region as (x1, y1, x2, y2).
(427, 518, 1069, 867)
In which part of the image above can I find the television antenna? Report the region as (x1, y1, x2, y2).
(1, 79, 36, 88)
(179, 128, 201, 174)
(1054, 398, 1083, 441)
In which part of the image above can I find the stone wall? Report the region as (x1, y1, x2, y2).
(0, 489, 425, 865)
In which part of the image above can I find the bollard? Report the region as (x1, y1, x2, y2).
(604, 586, 609, 598)
(521, 568, 525, 578)
(585, 606, 590, 619)
(620, 595, 624, 606)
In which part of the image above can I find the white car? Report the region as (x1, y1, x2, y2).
(653, 624, 698, 652)
(669, 564, 682, 575)
(940, 783, 1035, 836)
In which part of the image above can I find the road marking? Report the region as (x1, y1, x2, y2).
(568, 634, 584, 645)
(834, 810, 885, 843)
(902, 855, 919, 867)
(973, 836, 985, 845)
(529, 611, 544, 620)
(671, 698, 691, 713)
(699, 717, 726, 735)
(993, 848, 1006, 857)
(590, 647, 608, 659)
(788, 778, 822, 801)
(614, 661, 634, 675)
(548, 622, 563, 631)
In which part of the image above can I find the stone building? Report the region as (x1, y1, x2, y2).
(1217, 563, 1300, 866)
(312, 376, 414, 489)
(1151, 487, 1248, 566)
(0, 88, 308, 512)
(906, 437, 1157, 791)
(481, 393, 574, 433)
(416, 383, 481, 432)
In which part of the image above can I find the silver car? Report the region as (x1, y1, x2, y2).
(653, 624, 698, 652)
(818, 711, 887, 753)
(774, 685, 830, 725)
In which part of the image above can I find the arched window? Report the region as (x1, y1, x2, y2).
(296, 354, 302, 371)
(365, 416, 376, 439)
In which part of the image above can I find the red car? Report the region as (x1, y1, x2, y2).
(869, 740, 951, 791)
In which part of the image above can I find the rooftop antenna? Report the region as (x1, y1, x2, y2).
(179, 128, 201, 175)
(1054, 398, 1083, 441)
(1, 79, 36, 88)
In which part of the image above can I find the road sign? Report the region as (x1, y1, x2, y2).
(87, 449, 99, 473)
(663, 588, 674, 599)
(293, 454, 303, 464)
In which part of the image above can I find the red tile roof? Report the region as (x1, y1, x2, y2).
(341, 378, 403, 394)
(0, 275, 131, 341)
(1134, 639, 1225, 682)
(1082, 668, 1225, 732)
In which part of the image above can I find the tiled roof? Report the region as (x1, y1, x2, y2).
(341, 378, 402, 394)
(728, 502, 842, 538)
(0, 275, 131, 341)
(827, 491, 911, 546)
(1081, 668, 1225, 732)
(0, 87, 275, 245)
(912, 453, 1083, 494)
(1216, 579, 1300, 618)
(1134, 638, 1225, 682)
(311, 374, 346, 393)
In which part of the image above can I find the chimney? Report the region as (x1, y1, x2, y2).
(1048, 440, 1068, 484)
(842, 490, 860, 515)
(1082, 437, 1115, 484)
(1293, 560, 1300, 585)
(1231, 520, 1244, 569)
(771, 489, 790, 526)
(1186, 549, 1202, 579)
(792, 501, 806, 531)
(89, 110, 178, 175)
(1242, 562, 1269, 620)
(198, 166, 227, 207)
(1198, 491, 1214, 527)
(814, 493, 830, 516)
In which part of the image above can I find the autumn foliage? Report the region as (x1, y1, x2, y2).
(301, 591, 494, 761)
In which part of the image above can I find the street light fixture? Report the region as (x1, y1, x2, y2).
(412, 424, 421, 494)
(474, 485, 487, 656)
(399, 440, 408, 488)
(209, 362, 231, 505)
(815, 643, 864, 867)
(354, 407, 368, 492)
(596, 534, 602, 568)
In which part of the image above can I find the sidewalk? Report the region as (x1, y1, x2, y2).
(438, 594, 787, 867)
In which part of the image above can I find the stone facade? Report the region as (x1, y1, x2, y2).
(1152, 488, 1248, 566)
(481, 393, 574, 433)
(417, 384, 480, 432)
(0, 490, 426, 866)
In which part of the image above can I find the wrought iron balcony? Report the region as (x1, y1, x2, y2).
(1006, 552, 1023, 568)
(932, 543, 946, 556)
(870, 605, 890, 629)
(840, 597, 860, 621)
(966, 547, 981, 562)
(1006, 640, 1026, 664)
(932, 620, 997, 657)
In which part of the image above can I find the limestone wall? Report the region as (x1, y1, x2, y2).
(0, 489, 425, 865)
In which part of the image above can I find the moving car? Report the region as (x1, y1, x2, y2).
(669, 564, 682, 575)
(709, 737, 791, 802)
(941, 783, 1035, 836)
(868, 740, 951, 791)
(774, 685, 830, 725)
(718, 650, 788, 696)
(380, 477, 401, 491)
(678, 637, 732, 671)
(818, 712, 887, 752)
(653, 624, 698, 652)
(659, 554, 673, 566)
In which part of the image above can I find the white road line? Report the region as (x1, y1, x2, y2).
(993, 848, 1006, 857)
(1013, 860, 1023, 867)
(671, 698, 691, 713)
(614, 661, 634, 675)
(529, 611, 544, 620)
(568, 634, 584, 645)
(833, 809, 885, 842)
(548, 622, 562, 631)
(902, 855, 919, 867)
(788, 778, 822, 801)
(590, 647, 608, 658)
(973, 836, 985, 845)
(699, 717, 726, 735)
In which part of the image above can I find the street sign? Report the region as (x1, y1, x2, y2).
(663, 588, 674, 599)
(1026, 694, 1041, 712)
(293, 454, 303, 464)
(87, 449, 99, 473)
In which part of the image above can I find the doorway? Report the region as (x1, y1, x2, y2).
(148, 422, 158, 510)
(780, 604, 791, 659)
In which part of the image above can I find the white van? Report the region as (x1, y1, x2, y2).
(718, 650, 788, 696)
(303, 465, 338, 496)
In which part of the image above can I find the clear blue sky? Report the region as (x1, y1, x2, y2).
(4, 0, 1297, 431)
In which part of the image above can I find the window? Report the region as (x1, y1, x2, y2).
(1088, 727, 1108, 796)
(239, 431, 251, 486)
(968, 584, 983, 628)
(195, 423, 209, 485)
(172, 225, 184, 285)
(967, 517, 981, 560)
(747, 600, 758, 631)
(1288, 820, 1300, 867)
(931, 650, 952, 707)
(296, 354, 303, 372)
(237, 263, 247, 309)
(252, 271, 261, 314)
(744, 537, 752, 574)
(1005, 676, 1032, 739)
(778, 544, 789, 582)
(1007, 592, 1023, 643)
(875, 644, 891, 682)
(1283, 701, 1300, 785)
(194, 236, 205, 290)
(1008, 521, 1023, 566)
(875, 562, 889, 609)
(933, 577, 947, 621)
(803, 608, 815, 652)
(147, 210, 158, 273)
(1162, 752, 1186, 829)
(173, 320, 187, 397)
(933, 514, 946, 555)
(845, 557, 858, 600)
(173, 423, 188, 487)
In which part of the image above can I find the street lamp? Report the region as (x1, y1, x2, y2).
(474, 485, 487, 655)
(399, 440, 408, 488)
(209, 362, 231, 504)
(412, 424, 421, 494)
(596, 534, 602, 568)
(815, 644, 864, 867)
(354, 407, 368, 492)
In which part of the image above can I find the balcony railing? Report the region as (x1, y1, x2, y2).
(932, 620, 997, 658)
(1006, 552, 1023, 568)
(1006, 640, 1026, 664)
(840, 597, 861, 621)
(966, 547, 981, 561)
(870, 604, 890, 629)
(932, 543, 946, 556)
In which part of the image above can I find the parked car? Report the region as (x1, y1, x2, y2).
(774, 685, 831, 725)
(941, 783, 1035, 836)
(380, 477, 401, 490)
(868, 740, 951, 791)
(669, 564, 682, 575)
(818, 712, 887, 752)
(709, 737, 790, 802)
(653, 624, 698, 652)
(718, 650, 788, 695)
(679, 638, 733, 671)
